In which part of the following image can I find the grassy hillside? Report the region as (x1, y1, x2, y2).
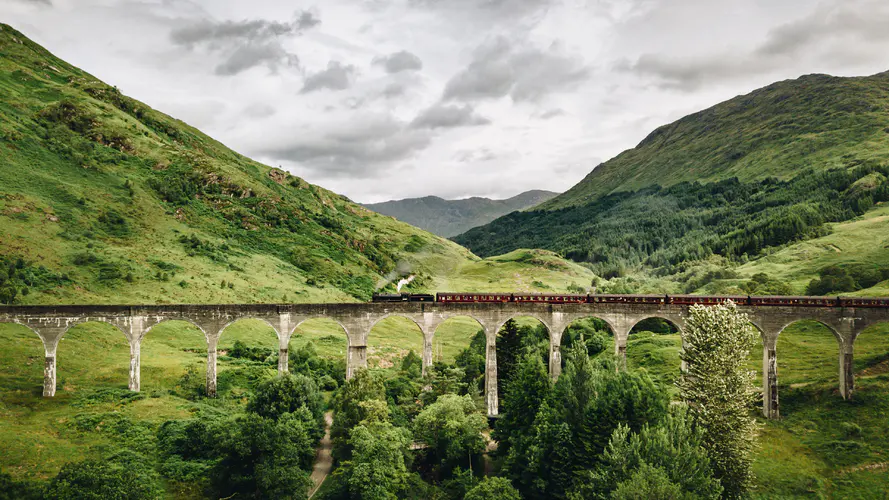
(544, 71, 889, 210)
(456, 165, 889, 290)
(0, 24, 593, 305)
(363, 190, 558, 238)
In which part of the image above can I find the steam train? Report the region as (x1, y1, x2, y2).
(371, 292, 889, 308)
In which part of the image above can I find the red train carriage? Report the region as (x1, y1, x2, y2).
(668, 295, 748, 306)
(512, 294, 587, 303)
(838, 296, 889, 308)
(588, 294, 666, 304)
(749, 296, 836, 307)
(436, 293, 512, 303)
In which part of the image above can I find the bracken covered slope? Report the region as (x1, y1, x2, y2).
(0, 24, 595, 304)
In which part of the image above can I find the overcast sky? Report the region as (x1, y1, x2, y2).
(4, 0, 889, 203)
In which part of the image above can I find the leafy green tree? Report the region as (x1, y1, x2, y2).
(340, 421, 412, 500)
(248, 373, 325, 433)
(494, 352, 551, 457)
(454, 330, 486, 394)
(609, 463, 683, 500)
(679, 302, 758, 499)
(413, 394, 487, 478)
(45, 454, 162, 500)
(419, 362, 467, 406)
(465, 477, 522, 500)
(211, 410, 315, 499)
(0, 470, 43, 500)
(332, 369, 387, 461)
(401, 350, 423, 379)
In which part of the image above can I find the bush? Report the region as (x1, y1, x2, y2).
(45, 453, 162, 500)
(247, 373, 325, 433)
(465, 477, 522, 500)
(211, 411, 315, 499)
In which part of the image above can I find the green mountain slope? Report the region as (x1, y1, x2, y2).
(456, 70, 889, 295)
(363, 190, 558, 237)
(0, 24, 594, 305)
(544, 71, 889, 210)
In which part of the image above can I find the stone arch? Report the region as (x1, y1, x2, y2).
(625, 316, 684, 392)
(218, 317, 281, 343)
(773, 319, 843, 405)
(0, 320, 49, 353)
(56, 320, 132, 393)
(849, 320, 889, 384)
(292, 316, 351, 340)
(776, 319, 843, 347)
(142, 317, 211, 344)
(57, 318, 129, 348)
(628, 316, 684, 336)
(139, 319, 212, 392)
(0, 320, 47, 396)
(366, 314, 425, 372)
(495, 314, 553, 340)
(431, 314, 487, 364)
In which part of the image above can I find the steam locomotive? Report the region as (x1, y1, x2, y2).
(371, 292, 889, 308)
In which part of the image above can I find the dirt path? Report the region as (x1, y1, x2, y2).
(309, 412, 334, 499)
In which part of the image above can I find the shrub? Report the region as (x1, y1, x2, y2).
(247, 373, 325, 432)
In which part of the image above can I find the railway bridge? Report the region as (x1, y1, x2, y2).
(2, 301, 889, 419)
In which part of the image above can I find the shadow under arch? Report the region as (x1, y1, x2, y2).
(0, 321, 46, 397)
(626, 316, 684, 395)
(367, 314, 424, 371)
(140, 320, 210, 391)
(56, 321, 131, 393)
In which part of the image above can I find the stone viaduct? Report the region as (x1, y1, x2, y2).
(2, 301, 888, 419)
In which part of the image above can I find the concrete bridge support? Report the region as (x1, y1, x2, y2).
(763, 339, 779, 419)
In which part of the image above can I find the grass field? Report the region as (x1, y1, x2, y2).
(4, 318, 888, 497)
(737, 204, 889, 296)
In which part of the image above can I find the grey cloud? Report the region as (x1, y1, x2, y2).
(243, 103, 276, 119)
(170, 10, 318, 75)
(454, 148, 497, 163)
(18, 0, 52, 5)
(214, 43, 297, 76)
(622, 1, 889, 91)
(301, 61, 356, 93)
(296, 11, 321, 31)
(443, 36, 589, 102)
(373, 50, 423, 73)
(536, 108, 564, 119)
(259, 115, 432, 177)
(382, 82, 406, 99)
(410, 103, 490, 129)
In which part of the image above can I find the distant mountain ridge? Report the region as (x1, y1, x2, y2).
(364, 190, 558, 237)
